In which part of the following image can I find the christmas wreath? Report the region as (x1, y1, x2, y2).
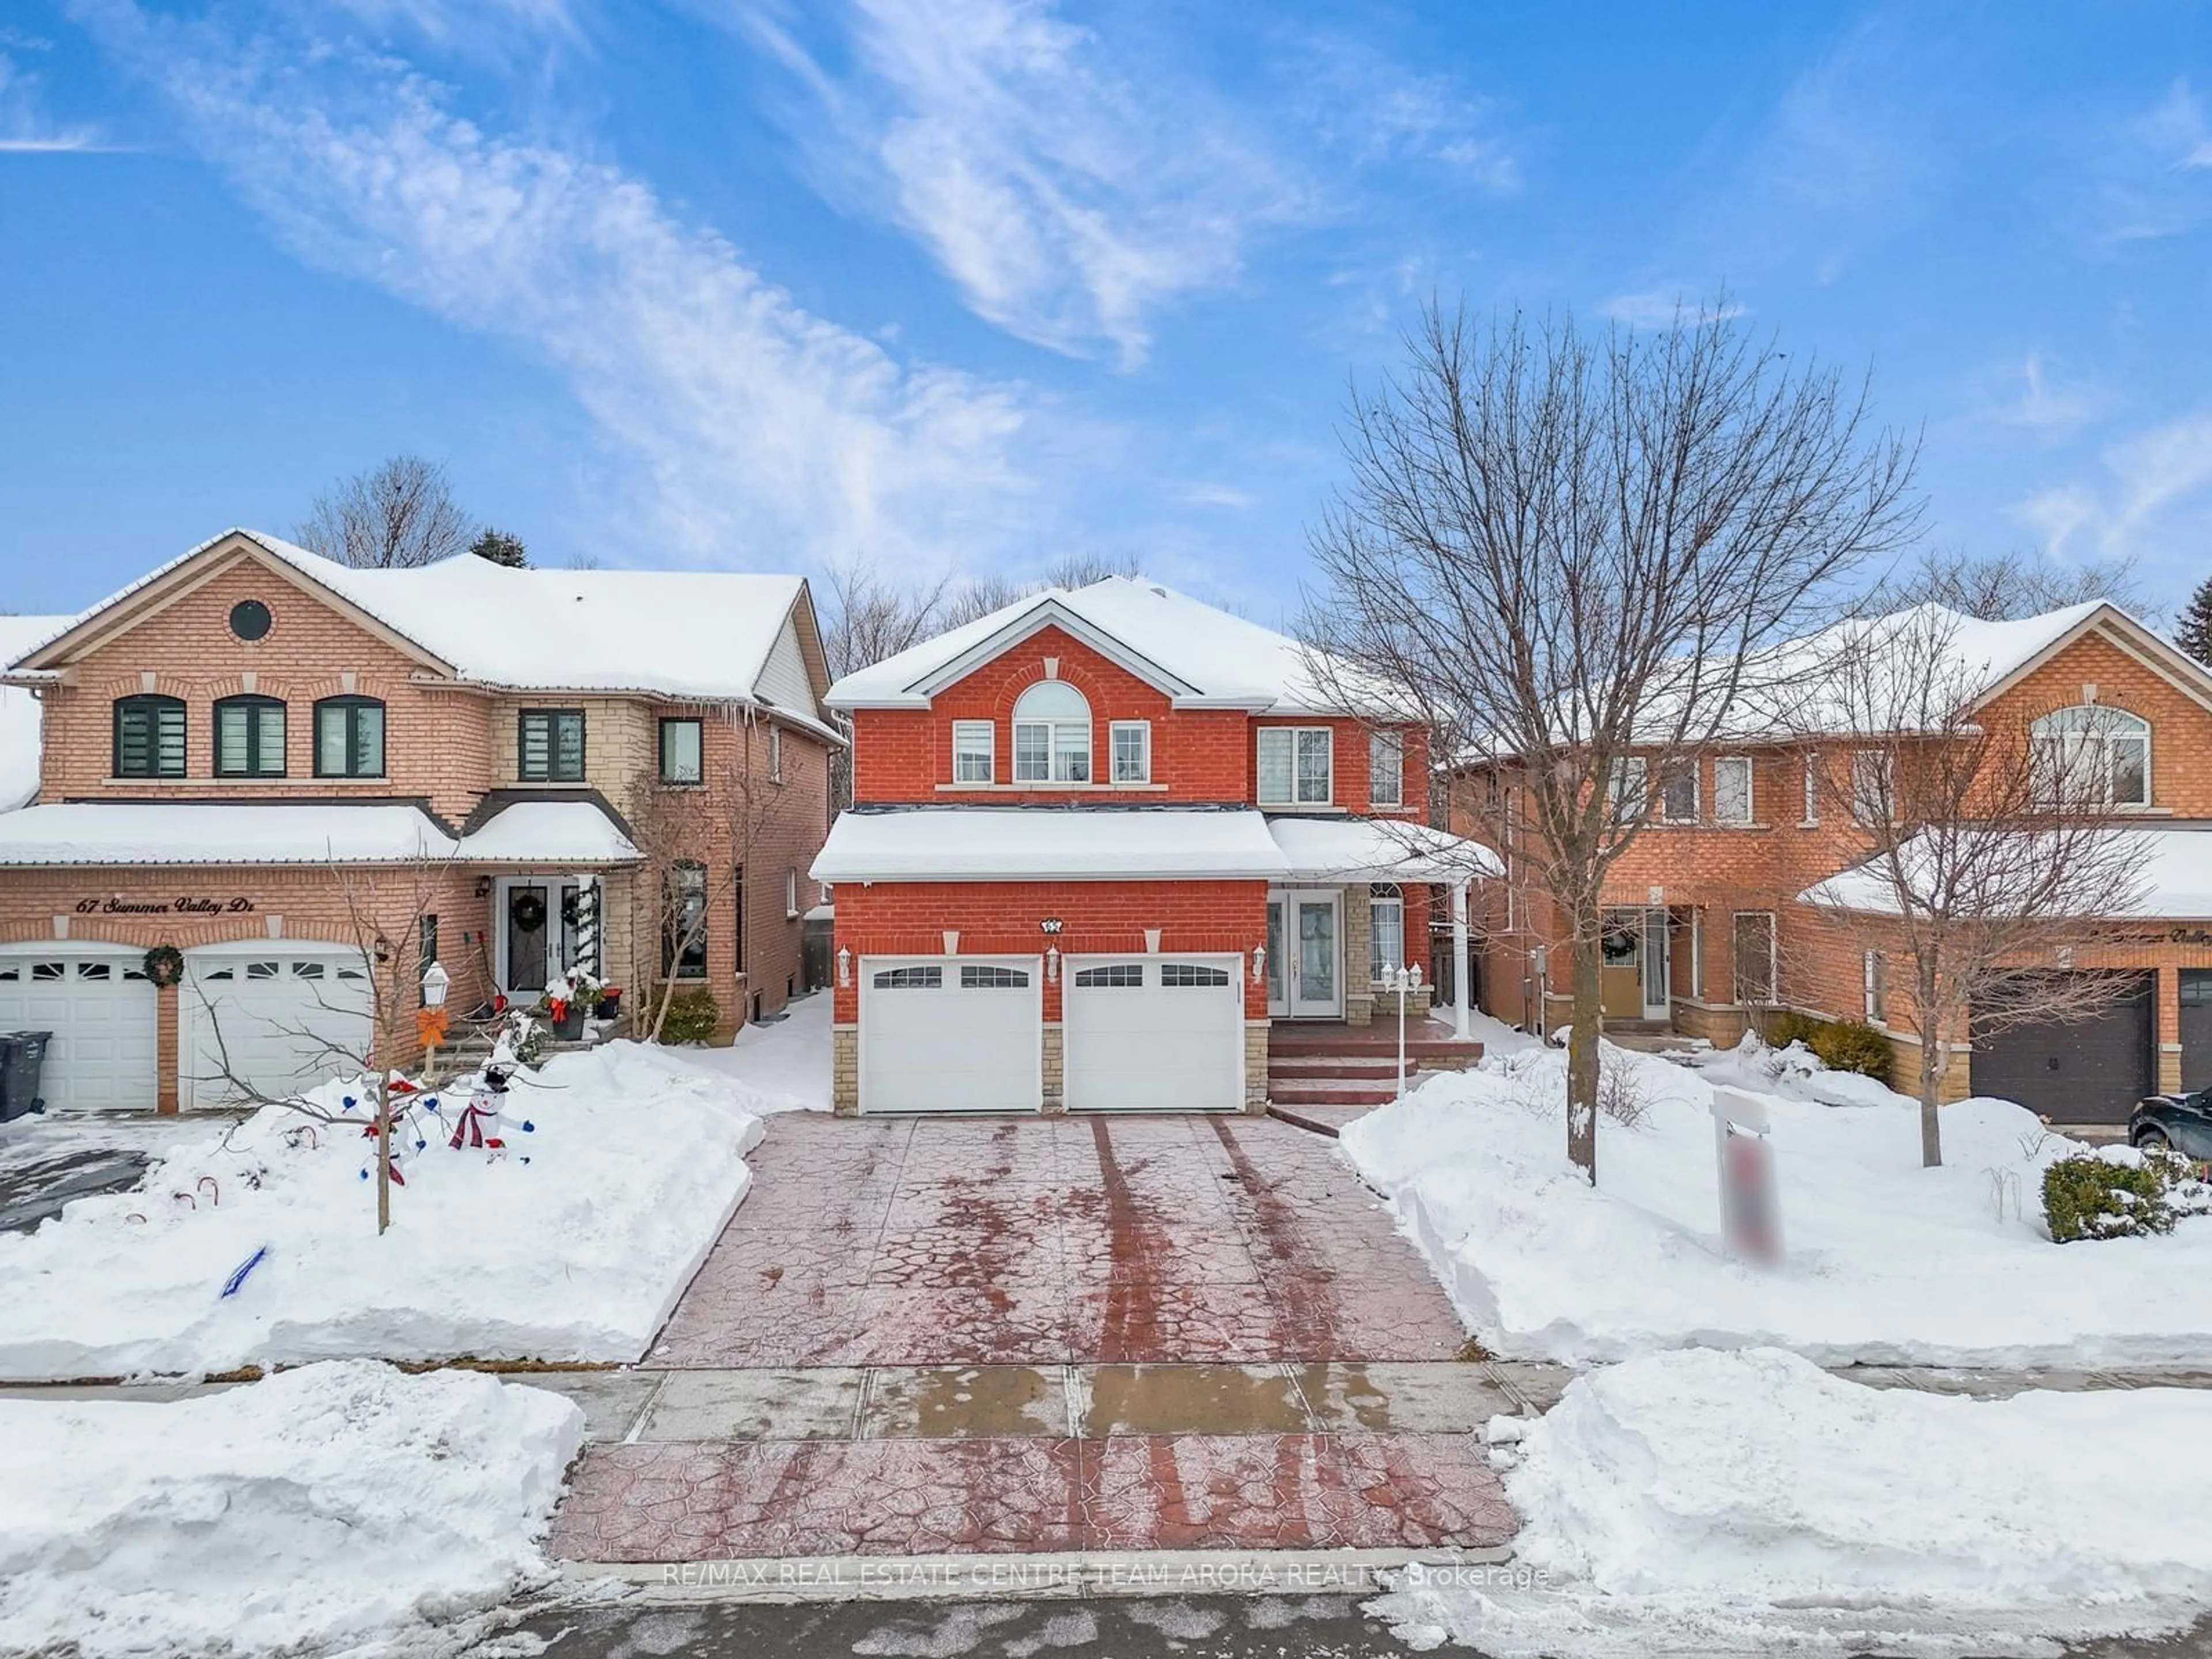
(509, 890, 548, 932)
(142, 944, 184, 987)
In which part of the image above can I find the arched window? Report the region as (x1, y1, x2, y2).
(314, 695, 387, 779)
(2032, 706, 2149, 806)
(213, 694, 287, 778)
(113, 694, 185, 778)
(1369, 881, 1405, 985)
(1013, 680, 1091, 783)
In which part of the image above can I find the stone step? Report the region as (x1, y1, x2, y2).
(1267, 1055, 1415, 1080)
(1267, 1078, 1405, 1106)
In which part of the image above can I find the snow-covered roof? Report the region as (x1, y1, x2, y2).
(1267, 815, 1500, 883)
(0, 804, 459, 866)
(810, 806, 1495, 884)
(813, 807, 1291, 882)
(825, 575, 1412, 717)
(457, 801, 640, 865)
(0, 615, 73, 812)
(0, 801, 645, 867)
(9, 531, 829, 727)
(1801, 824, 2212, 919)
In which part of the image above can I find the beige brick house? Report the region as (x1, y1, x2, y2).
(0, 528, 838, 1113)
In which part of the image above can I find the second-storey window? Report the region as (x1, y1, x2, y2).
(1369, 729, 1404, 806)
(1714, 756, 1753, 824)
(658, 718, 703, 784)
(1657, 757, 1698, 823)
(113, 695, 186, 779)
(1258, 727, 1332, 805)
(315, 696, 386, 778)
(1012, 680, 1090, 782)
(1111, 720, 1151, 783)
(952, 719, 994, 783)
(1607, 756, 1649, 822)
(520, 709, 585, 781)
(214, 695, 286, 778)
(768, 725, 783, 783)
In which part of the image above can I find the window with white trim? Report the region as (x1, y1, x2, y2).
(1608, 756, 1649, 822)
(1369, 729, 1404, 807)
(785, 869, 799, 918)
(768, 725, 783, 783)
(1013, 680, 1091, 782)
(1369, 882, 1405, 983)
(1713, 756, 1753, 825)
(1802, 753, 1820, 824)
(1850, 750, 1893, 824)
(1863, 949, 1887, 1023)
(1258, 727, 1333, 805)
(952, 720, 995, 783)
(1110, 720, 1151, 783)
(2031, 705, 2150, 807)
(1657, 758, 1698, 823)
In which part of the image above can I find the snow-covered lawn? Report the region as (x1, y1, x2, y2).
(0, 1041, 770, 1380)
(1343, 1034, 2212, 1367)
(680, 988, 832, 1111)
(1373, 1347, 2212, 1657)
(0, 1361, 582, 1658)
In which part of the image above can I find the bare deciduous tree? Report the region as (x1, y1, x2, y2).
(1303, 299, 1921, 1182)
(294, 455, 477, 569)
(1792, 608, 2154, 1166)
(1872, 545, 2150, 624)
(624, 712, 800, 1043)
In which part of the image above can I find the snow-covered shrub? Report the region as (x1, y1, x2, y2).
(2042, 1153, 2176, 1243)
(656, 986, 720, 1044)
(1597, 1051, 1652, 1128)
(1808, 1018, 1896, 1081)
(1762, 1009, 1822, 1050)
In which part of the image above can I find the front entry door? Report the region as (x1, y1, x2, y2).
(498, 878, 580, 998)
(1267, 889, 1343, 1018)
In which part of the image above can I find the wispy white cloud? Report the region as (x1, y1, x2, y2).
(1172, 482, 1256, 510)
(1993, 351, 2103, 440)
(2135, 79, 2212, 172)
(78, 1, 1041, 572)
(739, 0, 1298, 369)
(2011, 411, 2212, 565)
(1277, 31, 1521, 194)
(1597, 289, 1747, 331)
(0, 43, 116, 152)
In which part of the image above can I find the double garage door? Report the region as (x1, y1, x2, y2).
(0, 942, 370, 1112)
(858, 953, 1245, 1113)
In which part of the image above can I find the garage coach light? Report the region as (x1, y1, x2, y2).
(837, 947, 851, 988)
(1046, 948, 1059, 984)
(1251, 943, 1266, 985)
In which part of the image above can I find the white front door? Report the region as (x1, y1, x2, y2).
(0, 946, 160, 1112)
(1063, 955, 1244, 1112)
(858, 956, 1041, 1113)
(1267, 889, 1343, 1018)
(181, 944, 374, 1109)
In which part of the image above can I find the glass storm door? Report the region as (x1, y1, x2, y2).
(1266, 889, 1342, 1018)
(507, 882, 552, 994)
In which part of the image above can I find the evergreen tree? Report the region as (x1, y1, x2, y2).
(469, 528, 528, 569)
(2177, 574, 2212, 668)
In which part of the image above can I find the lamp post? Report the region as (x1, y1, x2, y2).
(1388, 962, 1424, 1100)
(420, 959, 451, 1080)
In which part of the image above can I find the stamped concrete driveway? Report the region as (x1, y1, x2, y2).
(652, 1112, 1467, 1368)
(552, 1112, 1514, 1565)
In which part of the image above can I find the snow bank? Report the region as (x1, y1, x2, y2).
(1373, 1348, 2212, 1657)
(682, 990, 833, 1111)
(1342, 1036, 2212, 1366)
(0, 1360, 583, 1658)
(0, 1041, 767, 1379)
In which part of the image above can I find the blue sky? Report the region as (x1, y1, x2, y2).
(2, 2, 2209, 628)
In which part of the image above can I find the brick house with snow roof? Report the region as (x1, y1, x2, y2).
(1460, 597, 2212, 1127)
(0, 528, 838, 1112)
(812, 575, 1497, 1115)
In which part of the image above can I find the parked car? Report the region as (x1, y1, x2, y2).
(2129, 1090, 2212, 1158)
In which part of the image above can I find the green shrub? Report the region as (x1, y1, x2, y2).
(1763, 1010, 1823, 1050)
(1808, 1019, 1896, 1081)
(654, 986, 721, 1046)
(2042, 1154, 2177, 1243)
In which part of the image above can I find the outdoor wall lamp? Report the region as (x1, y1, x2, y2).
(836, 946, 851, 988)
(1046, 946, 1060, 984)
(1251, 943, 1267, 984)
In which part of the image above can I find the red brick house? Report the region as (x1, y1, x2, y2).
(1461, 599, 2212, 1126)
(0, 528, 837, 1112)
(813, 576, 1494, 1115)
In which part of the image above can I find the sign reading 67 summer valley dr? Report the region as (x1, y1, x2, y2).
(74, 896, 257, 916)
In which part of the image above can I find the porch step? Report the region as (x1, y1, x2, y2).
(1268, 1055, 1416, 1080)
(1267, 1078, 1404, 1107)
(1268, 1022, 1483, 1070)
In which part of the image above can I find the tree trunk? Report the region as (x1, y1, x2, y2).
(1918, 1033, 1945, 1169)
(375, 1073, 392, 1235)
(1566, 896, 1602, 1183)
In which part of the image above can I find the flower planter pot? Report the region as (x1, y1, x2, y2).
(593, 991, 622, 1020)
(551, 1006, 586, 1041)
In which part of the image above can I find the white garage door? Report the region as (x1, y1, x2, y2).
(0, 947, 160, 1112)
(182, 945, 374, 1109)
(859, 956, 1040, 1113)
(1064, 955, 1245, 1112)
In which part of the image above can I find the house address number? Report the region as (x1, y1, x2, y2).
(75, 896, 257, 916)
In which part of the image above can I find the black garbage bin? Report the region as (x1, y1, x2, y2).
(0, 1031, 51, 1122)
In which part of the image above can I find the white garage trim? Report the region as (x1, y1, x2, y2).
(0, 942, 160, 1112)
(180, 941, 374, 1110)
(858, 955, 1041, 1114)
(1063, 952, 1245, 1113)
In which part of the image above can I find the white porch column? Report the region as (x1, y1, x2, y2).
(1452, 878, 1472, 1041)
